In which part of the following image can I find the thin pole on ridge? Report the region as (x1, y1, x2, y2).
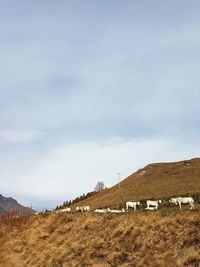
(118, 173, 121, 189)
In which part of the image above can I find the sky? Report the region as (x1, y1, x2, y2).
(0, 1, 200, 210)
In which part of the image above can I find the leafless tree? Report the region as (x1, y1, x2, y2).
(94, 181, 105, 192)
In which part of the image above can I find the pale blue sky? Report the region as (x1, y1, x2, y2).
(0, 1, 200, 210)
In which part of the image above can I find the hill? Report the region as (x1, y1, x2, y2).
(1, 158, 200, 267)
(0, 206, 6, 216)
(73, 158, 200, 209)
(0, 211, 200, 267)
(0, 194, 34, 216)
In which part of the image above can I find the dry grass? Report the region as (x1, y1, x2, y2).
(1, 158, 200, 266)
(0, 212, 32, 229)
(0, 210, 200, 267)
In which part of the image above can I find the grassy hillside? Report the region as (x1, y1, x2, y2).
(73, 158, 200, 209)
(1, 158, 200, 267)
(0, 210, 200, 267)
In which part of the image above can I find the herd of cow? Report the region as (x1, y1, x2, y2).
(55, 196, 195, 214)
(125, 197, 194, 211)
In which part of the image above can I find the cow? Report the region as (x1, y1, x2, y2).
(169, 197, 194, 210)
(126, 201, 140, 211)
(107, 208, 125, 213)
(56, 207, 71, 213)
(93, 209, 108, 213)
(76, 206, 90, 212)
(82, 206, 90, 212)
(75, 207, 83, 212)
(146, 200, 162, 210)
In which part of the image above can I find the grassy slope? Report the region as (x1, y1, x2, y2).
(0, 210, 200, 267)
(1, 158, 200, 267)
(74, 158, 200, 209)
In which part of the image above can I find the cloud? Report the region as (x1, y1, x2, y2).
(0, 1, 199, 209)
(0, 130, 44, 144)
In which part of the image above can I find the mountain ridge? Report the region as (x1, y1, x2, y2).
(71, 157, 200, 209)
(0, 206, 6, 216)
(0, 194, 34, 216)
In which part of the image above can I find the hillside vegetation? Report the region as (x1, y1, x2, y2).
(1, 157, 200, 267)
(0, 210, 200, 267)
(73, 158, 200, 209)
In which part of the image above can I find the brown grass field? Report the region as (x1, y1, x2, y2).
(1, 158, 200, 267)
(73, 158, 200, 209)
(0, 209, 200, 267)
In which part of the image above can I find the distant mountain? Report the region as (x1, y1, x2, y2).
(0, 194, 34, 216)
(73, 158, 200, 209)
(0, 206, 6, 216)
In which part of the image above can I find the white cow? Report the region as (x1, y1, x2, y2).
(56, 207, 71, 213)
(76, 206, 90, 212)
(146, 200, 162, 210)
(94, 209, 108, 213)
(107, 208, 125, 213)
(126, 201, 140, 211)
(82, 206, 90, 212)
(75, 206, 83, 212)
(169, 197, 194, 210)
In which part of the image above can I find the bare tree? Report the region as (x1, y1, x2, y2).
(94, 181, 105, 192)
